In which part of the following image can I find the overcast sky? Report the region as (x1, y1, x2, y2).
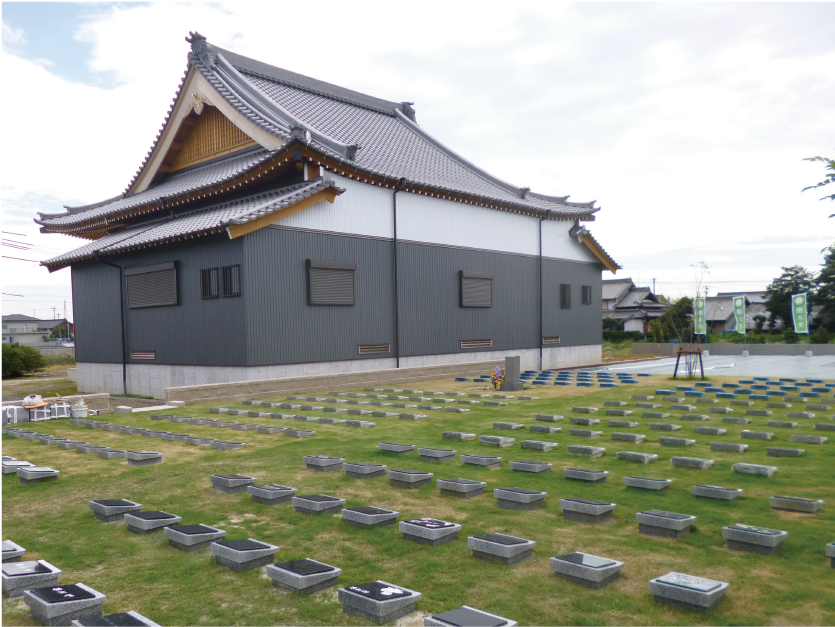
(3, 1, 834, 320)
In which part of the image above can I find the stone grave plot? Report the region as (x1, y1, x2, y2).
(418, 448, 456, 463)
(649, 572, 729, 612)
(671, 457, 714, 470)
(711, 442, 748, 453)
(612, 433, 646, 444)
(442, 432, 475, 441)
(164, 524, 226, 552)
(267, 559, 342, 595)
(609, 420, 639, 429)
(732, 463, 778, 477)
(509, 460, 552, 473)
(549, 552, 624, 589)
(572, 407, 599, 414)
(2, 540, 26, 563)
(605, 408, 632, 417)
(3, 461, 35, 475)
(616, 451, 657, 464)
(468, 533, 535, 565)
(2, 560, 62, 598)
(211, 538, 280, 572)
(284, 429, 316, 439)
(342, 506, 399, 529)
(211, 441, 246, 451)
(492, 422, 524, 430)
(123, 511, 183, 534)
(88, 499, 142, 523)
(71, 610, 161, 626)
(338, 580, 421, 625)
(461, 454, 502, 469)
(624, 476, 672, 491)
(125, 451, 162, 467)
(529, 425, 561, 435)
(658, 437, 696, 447)
(680, 414, 709, 422)
(425, 605, 517, 627)
(479, 436, 515, 448)
(400, 518, 462, 546)
(694, 426, 726, 436)
(563, 468, 608, 483)
(768, 420, 798, 429)
(161, 432, 191, 442)
(559, 498, 616, 523)
(387, 469, 433, 489)
(210, 474, 258, 494)
(535, 414, 563, 422)
(691, 485, 743, 501)
(18, 467, 60, 485)
(247, 484, 297, 505)
(566, 445, 605, 459)
(723, 523, 787, 555)
(292, 494, 346, 516)
(769, 496, 824, 513)
(636, 510, 696, 539)
(767, 447, 805, 458)
(649, 423, 681, 432)
(792, 434, 828, 444)
(568, 429, 603, 439)
(23, 583, 107, 626)
(378, 442, 415, 454)
(437, 478, 487, 498)
(493, 487, 547, 510)
(303, 456, 345, 472)
(344, 462, 387, 479)
(827, 542, 835, 568)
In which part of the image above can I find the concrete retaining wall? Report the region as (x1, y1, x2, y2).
(633, 343, 835, 357)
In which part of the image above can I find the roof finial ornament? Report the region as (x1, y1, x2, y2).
(186, 31, 214, 67)
(400, 102, 416, 122)
(519, 187, 530, 199)
(290, 125, 312, 145)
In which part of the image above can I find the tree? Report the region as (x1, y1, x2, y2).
(657, 296, 694, 343)
(602, 317, 619, 331)
(815, 244, 835, 327)
(2, 343, 48, 377)
(764, 266, 816, 330)
(802, 154, 835, 216)
(753, 314, 766, 333)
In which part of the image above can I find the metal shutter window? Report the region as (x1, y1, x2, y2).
(307, 259, 356, 306)
(460, 271, 493, 308)
(222, 265, 241, 297)
(125, 262, 178, 309)
(582, 285, 592, 305)
(201, 268, 219, 299)
(560, 284, 571, 309)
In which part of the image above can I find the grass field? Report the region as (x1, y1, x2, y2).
(3, 374, 834, 626)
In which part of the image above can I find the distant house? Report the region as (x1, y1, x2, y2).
(713, 291, 770, 332)
(602, 278, 667, 334)
(2, 315, 73, 346)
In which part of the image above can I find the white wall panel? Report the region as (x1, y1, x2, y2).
(541, 220, 599, 263)
(397, 191, 540, 256)
(274, 175, 393, 238)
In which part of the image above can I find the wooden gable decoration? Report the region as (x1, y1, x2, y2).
(160, 105, 258, 173)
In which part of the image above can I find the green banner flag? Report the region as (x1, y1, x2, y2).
(694, 297, 707, 335)
(733, 296, 746, 334)
(791, 293, 809, 334)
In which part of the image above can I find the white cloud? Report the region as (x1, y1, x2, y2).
(2, 21, 26, 48)
(2, 1, 834, 310)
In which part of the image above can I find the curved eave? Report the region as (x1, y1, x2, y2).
(578, 233, 620, 273)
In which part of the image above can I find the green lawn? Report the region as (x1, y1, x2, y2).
(3, 375, 834, 626)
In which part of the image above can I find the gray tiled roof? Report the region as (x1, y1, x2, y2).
(41, 33, 599, 234)
(601, 278, 634, 301)
(42, 179, 343, 269)
(37, 148, 275, 229)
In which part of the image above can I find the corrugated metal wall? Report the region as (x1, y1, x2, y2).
(541, 257, 603, 346)
(73, 234, 248, 366)
(243, 227, 397, 366)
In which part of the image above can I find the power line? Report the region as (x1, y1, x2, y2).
(2, 231, 26, 236)
(2, 293, 25, 297)
(2, 256, 41, 263)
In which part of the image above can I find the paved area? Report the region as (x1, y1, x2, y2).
(602, 355, 835, 379)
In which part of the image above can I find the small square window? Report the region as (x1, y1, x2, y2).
(201, 268, 219, 299)
(222, 265, 241, 297)
(560, 284, 571, 309)
(582, 285, 592, 305)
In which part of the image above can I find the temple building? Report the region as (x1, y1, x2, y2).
(38, 33, 618, 398)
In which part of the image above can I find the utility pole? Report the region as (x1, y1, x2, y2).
(652, 278, 656, 293)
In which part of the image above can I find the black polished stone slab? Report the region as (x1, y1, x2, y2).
(496, 488, 541, 495)
(553, 552, 616, 568)
(296, 495, 342, 503)
(75, 613, 149, 626)
(433, 607, 508, 627)
(215, 539, 269, 551)
(643, 510, 692, 520)
(277, 559, 336, 576)
(403, 519, 456, 529)
(345, 581, 412, 601)
(347, 507, 392, 515)
(2, 561, 52, 576)
(561, 498, 610, 506)
(655, 572, 722, 592)
(168, 524, 217, 535)
(128, 511, 176, 521)
(31, 584, 95, 603)
(90, 500, 135, 507)
(477, 534, 527, 546)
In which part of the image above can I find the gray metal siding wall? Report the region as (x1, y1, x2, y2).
(72, 262, 123, 363)
(71, 235, 247, 366)
(243, 227, 396, 366)
(396, 243, 540, 356)
(541, 258, 603, 347)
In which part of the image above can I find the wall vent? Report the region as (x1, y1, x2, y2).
(542, 336, 561, 345)
(358, 343, 391, 355)
(131, 351, 156, 360)
(461, 339, 492, 349)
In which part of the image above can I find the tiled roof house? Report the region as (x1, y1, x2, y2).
(37, 33, 618, 398)
(602, 278, 667, 334)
